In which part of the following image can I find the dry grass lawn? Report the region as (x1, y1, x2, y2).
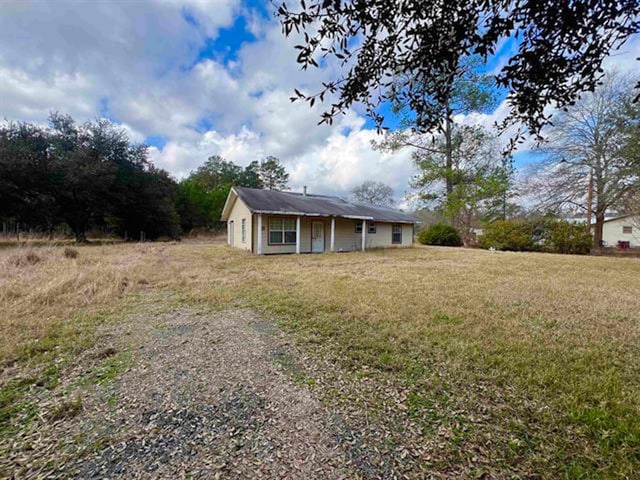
(1, 242, 639, 478)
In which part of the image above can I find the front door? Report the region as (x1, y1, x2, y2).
(311, 221, 324, 253)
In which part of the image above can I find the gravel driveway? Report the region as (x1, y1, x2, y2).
(4, 303, 430, 479)
(70, 308, 360, 479)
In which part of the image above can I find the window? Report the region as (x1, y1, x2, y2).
(269, 217, 297, 244)
(623, 226, 633, 234)
(392, 224, 402, 244)
(355, 222, 363, 234)
(241, 218, 246, 242)
(368, 223, 376, 234)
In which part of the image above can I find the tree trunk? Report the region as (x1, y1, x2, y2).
(593, 211, 605, 249)
(592, 154, 605, 249)
(585, 168, 593, 232)
(444, 107, 453, 197)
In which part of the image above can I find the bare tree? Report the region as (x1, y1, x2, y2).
(526, 71, 640, 247)
(351, 181, 395, 207)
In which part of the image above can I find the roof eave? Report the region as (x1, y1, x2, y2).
(221, 187, 248, 221)
(252, 210, 415, 223)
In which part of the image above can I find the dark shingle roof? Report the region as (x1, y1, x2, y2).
(232, 187, 416, 223)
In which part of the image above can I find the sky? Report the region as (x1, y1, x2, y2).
(1, 0, 638, 205)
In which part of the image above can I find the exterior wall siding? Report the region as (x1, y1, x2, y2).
(602, 217, 640, 247)
(255, 215, 318, 254)
(334, 219, 413, 250)
(225, 196, 252, 251)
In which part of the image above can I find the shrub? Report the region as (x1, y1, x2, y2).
(479, 220, 534, 251)
(63, 247, 79, 259)
(546, 221, 592, 254)
(418, 223, 463, 246)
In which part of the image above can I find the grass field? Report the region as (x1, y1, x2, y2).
(1, 242, 639, 478)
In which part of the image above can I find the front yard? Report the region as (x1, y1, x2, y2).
(1, 242, 639, 478)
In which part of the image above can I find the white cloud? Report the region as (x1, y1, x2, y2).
(0, 0, 637, 206)
(149, 126, 262, 178)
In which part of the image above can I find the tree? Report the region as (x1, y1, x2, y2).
(404, 125, 511, 244)
(174, 155, 288, 232)
(526, 72, 640, 247)
(47, 114, 122, 242)
(240, 160, 262, 188)
(381, 56, 498, 197)
(190, 155, 244, 191)
(259, 156, 289, 190)
(278, 0, 640, 142)
(374, 59, 505, 243)
(109, 164, 181, 240)
(175, 155, 242, 232)
(0, 121, 59, 235)
(351, 181, 395, 206)
(0, 113, 181, 242)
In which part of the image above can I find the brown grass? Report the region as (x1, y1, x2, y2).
(1, 242, 639, 477)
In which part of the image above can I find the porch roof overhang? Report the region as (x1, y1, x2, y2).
(253, 210, 374, 221)
(252, 211, 417, 224)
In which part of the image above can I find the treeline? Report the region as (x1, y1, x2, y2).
(0, 114, 289, 241)
(176, 154, 288, 232)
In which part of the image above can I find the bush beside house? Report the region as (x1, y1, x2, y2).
(418, 223, 463, 246)
(479, 219, 592, 254)
(479, 220, 535, 251)
(545, 222, 592, 254)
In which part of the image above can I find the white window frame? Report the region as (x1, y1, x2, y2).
(623, 225, 632, 234)
(355, 222, 363, 234)
(241, 218, 246, 242)
(269, 217, 297, 245)
(368, 222, 376, 234)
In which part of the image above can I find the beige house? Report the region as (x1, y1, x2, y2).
(221, 187, 416, 254)
(600, 215, 640, 248)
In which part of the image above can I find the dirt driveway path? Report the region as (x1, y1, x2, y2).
(70, 307, 359, 479)
(4, 302, 429, 479)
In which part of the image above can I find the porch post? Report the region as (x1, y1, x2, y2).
(362, 220, 366, 251)
(257, 214, 263, 255)
(330, 217, 336, 252)
(296, 216, 301, 254)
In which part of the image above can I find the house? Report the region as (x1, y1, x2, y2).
(599, 214, 640, 248)
(220, 187, 417, 254)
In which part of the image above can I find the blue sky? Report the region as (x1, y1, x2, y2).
(0, 0, 637, 205)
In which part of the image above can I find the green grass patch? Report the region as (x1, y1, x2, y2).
(81, 351, 132, 387)
(0, 377, 38, 435)
(234, 270, 640, 477)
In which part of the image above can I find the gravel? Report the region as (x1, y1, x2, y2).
(3, 304, 434, 479)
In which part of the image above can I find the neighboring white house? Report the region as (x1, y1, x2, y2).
(599, 215, 640, 248)
(220, 187, 417, 255)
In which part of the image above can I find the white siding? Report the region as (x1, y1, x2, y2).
(602, 217, 640, 248)
(226, 196, 252, 251)
(332, 219, 413, 251)
(256, 215, 321, 254)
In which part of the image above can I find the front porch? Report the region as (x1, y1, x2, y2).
(254, 214, 371, 255)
